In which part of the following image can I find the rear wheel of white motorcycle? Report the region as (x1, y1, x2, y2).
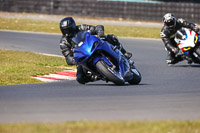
(128, 66, 142, 85)
(96, 60, 125, 85)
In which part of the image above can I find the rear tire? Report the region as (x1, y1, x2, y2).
(128, 67, 141, 85)
(96, 60, 125, 85)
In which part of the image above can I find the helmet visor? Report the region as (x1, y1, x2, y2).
(165, 18, 176, 27)
(62, 26, 75, 36)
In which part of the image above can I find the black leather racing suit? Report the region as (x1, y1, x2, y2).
(160, 18, 199, 64)
(59, 24, 127, 84)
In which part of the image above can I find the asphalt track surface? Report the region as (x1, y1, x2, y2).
(0, 30, 200, 123)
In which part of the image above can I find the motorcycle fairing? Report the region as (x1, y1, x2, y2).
(73, 32, 100, 64)
(93, 41, 130, 77)
(93, 56, 112, 66)
(175, 28, 197, 55)
(73, 31, 130, 78)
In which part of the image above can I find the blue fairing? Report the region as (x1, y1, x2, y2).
(73, 32, 100, 63)
(73, 31, 130, 77)
(198, 35, 200, 43)
(183, 51, 189, 55)
(93, 41, 129, 76)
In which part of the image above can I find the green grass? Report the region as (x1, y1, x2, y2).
(0, 17, 60, 33)
(0, 17, 161, 38)
(0, 120, 200, 133)
(104, 25, 160, 38)
(0, 49, 75, 85)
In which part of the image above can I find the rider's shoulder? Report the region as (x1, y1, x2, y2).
(77, 25, 84, 30)
(177, 18, 185, 24)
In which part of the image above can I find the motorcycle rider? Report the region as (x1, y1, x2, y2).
(160, 13, 200, 64)
(59, 17, 132, 84)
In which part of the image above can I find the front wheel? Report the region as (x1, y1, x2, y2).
(96, 60, 125, 85)
(193, 47, 200, 63)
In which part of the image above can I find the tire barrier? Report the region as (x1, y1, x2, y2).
(1, 0, 199, 23)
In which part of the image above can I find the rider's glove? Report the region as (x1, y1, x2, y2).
(194, 25, 200, 35)
(196, 30, 200, 36)
(173, 48, 182, 57)
(95, 25, 105, 38)
(172, 48, 179, 54)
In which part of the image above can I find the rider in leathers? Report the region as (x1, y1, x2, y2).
(160, 13, 200, 64)
(59, 17, 132, 84)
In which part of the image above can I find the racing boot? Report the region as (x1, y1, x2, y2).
(120, 46, 132, 60)
(166, 53, 174, 64)
(84, 71, 99, 82)
(113, 36, 132, 60)
(166, 53, 183, 65)
(185, 56, 193, 64)
(106, 34, 133, 60)
(76, 65, 99, 84)
(90, 74, 99, 81)
(76, 65, 90, 84)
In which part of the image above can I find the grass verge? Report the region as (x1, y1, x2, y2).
(0, 17, 161, 39)
(0, 120, 200, 133)
(0, 49, 74, 85)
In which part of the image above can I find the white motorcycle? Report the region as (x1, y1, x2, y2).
(174, 28, 200, 64)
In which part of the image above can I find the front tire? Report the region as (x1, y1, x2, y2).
(193, 47, 200, 63)
(96, 60, 125, 85)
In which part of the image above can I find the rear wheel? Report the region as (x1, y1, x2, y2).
(96, 60, 125, 85)
(128, 66, 142, 85)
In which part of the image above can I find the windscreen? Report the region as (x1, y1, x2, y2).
(176, 29, 186, 40)
(71, 31, 87, 47)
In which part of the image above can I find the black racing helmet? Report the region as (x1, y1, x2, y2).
(60, 17, 76, 37)
(163, 13, 177, 28)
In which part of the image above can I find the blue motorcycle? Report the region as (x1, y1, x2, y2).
(72, 31, 141, 85)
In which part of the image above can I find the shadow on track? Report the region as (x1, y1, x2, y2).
(170, 64, 200, 68)
(85, 83, 149, 86)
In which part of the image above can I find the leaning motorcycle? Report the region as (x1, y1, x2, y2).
(174, 28, 200, 64)
(72, 31, 141, 85)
